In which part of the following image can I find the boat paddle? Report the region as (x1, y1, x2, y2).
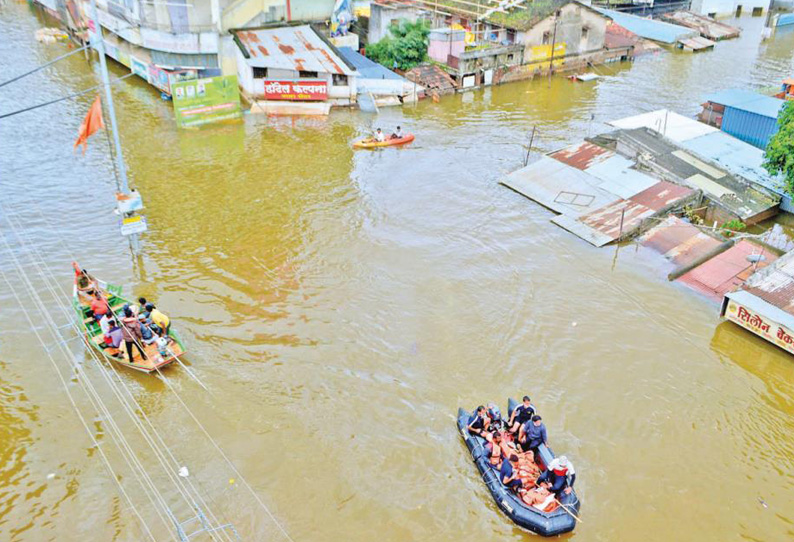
(554, 498, 583, 523)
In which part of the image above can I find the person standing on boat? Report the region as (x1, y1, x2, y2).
(518, 415, 548, 454)
(499, 454, 524, 492)
(90, 291, 110, 323)
(467, 405, 490, 436)
(508, 395, 536, 435)
(120, 307, 148, 363)
(537, 456, 576, 496)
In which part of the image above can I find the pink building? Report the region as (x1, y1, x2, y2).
(428, 28, 465, 64)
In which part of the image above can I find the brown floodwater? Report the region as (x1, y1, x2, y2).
(2, 3, 794, 541)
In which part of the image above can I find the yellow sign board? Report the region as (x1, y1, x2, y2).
(530, 42, 566, 67)
(724, 298, 794, 354)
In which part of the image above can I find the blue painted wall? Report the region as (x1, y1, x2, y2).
(721, 107, 779, 149)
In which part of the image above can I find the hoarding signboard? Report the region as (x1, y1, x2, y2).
(263, 80, 327, 101)
(171, 75, 242, 128)
(724, 297, 794, 354)
(130, 55, 149, 82)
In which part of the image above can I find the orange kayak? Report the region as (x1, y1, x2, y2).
(353, 133, 415, 149)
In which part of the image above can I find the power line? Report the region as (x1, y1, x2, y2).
(0, 72, 134, 120)
(0, 45, 89, 89)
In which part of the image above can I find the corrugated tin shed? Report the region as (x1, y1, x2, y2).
(678, 240, 778, 302)
(738, 250, 794, 314)
(640, 215, 723, 267)
(721, 106, 781, 150)
(500, 156, 620, 218)
(677, 36, 715, 51)
(549, 141, 613, 170)
(234, 25, 356, 75)
(552, 181, 696, 247)
(704, 89, 784, 119)
(661, 11, 740, 40)
(594, 7, 698, 43)
(608, 110, 717, 142)
(405, 65, 456, 94)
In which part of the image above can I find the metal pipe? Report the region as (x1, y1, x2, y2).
(88, 0, 140, 255)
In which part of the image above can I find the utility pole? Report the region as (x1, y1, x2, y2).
(548, 10, 560, 87)
(88, 0, 141, 256)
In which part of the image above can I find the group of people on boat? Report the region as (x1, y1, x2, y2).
(75, 265, 173, 365)
(467, 396, 576, 512)
(373, 126, 404, 142)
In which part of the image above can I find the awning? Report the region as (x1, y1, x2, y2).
(151, 50, 218, 70)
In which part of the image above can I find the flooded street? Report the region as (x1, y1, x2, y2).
(2, 2, 794, 540)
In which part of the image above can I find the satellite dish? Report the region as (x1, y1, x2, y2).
(747, 254, 766, 263)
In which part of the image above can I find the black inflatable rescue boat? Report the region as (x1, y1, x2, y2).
(456, 398, 581, 536)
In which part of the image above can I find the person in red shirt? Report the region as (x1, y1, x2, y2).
(90, 292, 110, 323)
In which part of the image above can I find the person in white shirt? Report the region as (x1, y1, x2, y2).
(537, 455, 576, 496)
(374, 128, 385, 142)
(390, 126, 403, 139)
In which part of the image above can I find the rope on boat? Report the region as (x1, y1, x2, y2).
(2, 201, 296, 542)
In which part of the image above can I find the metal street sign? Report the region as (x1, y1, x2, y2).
(120, 215, 147, 236)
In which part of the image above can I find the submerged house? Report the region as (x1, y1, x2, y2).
(233, 24, 359, 115)
(415, 0, 632, 89)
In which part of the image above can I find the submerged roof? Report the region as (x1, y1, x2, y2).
(609, 109, 717, 142)
(594, 7, 697, 43)
(703, 89, 784, 119)
(234, 25, 356, 75)
(337, 47, 403, 80)
(736, 250, 794, 316)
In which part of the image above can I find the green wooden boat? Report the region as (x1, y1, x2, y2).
(72, 263, 187, 373)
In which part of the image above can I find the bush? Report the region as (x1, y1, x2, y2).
(763, 100, 794, 197)
(366, 20, 430, 71)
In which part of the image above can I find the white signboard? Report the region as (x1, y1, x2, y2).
(120, 215, 148, 236)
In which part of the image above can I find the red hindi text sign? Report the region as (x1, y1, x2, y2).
(263, 80, 328, 101)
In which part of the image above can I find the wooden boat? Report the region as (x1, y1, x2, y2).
(456, 398, 581, 536)
(71, 263, 186, 373)
(352, 133, 415, 149)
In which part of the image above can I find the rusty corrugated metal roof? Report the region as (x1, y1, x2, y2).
(550, 141, 613, 170)
(678, 240, 777, 302)
(570, 181, 695, 243)
(640, 215, 723, 267)
(234, 25, 356, 76)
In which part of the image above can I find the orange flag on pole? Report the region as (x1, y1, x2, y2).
(74, 95, 104, 154)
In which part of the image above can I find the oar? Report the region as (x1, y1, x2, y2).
(555, 498, 583, 523)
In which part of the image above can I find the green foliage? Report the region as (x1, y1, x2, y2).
(763, 100, 794, 197)
(366, 20, 430, 71)
(720, 219, 747, 237)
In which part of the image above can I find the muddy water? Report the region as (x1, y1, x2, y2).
(2, 3, 794, 541)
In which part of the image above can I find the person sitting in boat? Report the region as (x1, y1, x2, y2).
(145, 303, 170, 336)
(499, 454, 524, 492)
(467, 405, 490, 437)
(519, 415, 548, 454)
(103, 319, 123, 354)
(520, 481, 557, 511)
(508, 395, 536, 435)
(487, 403, 506, 432)
(537, 456, 576, 496)
(156, 335, 170, 360)
(390, 126, 403, 140)
(138, 298, 150, 317)
(374, 128, 385, 142)
(75, 266, 96, 300)
(138, 314, 158, 345)
(90, 291, 110, 323)
(485, 430, 505, 468)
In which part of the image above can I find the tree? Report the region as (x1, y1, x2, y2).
(763, 100, 794, 197)
(366, 20, 430, 71)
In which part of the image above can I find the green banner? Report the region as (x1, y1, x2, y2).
(172, 75, 242, 128)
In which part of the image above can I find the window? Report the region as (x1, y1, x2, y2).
(708, 12, 716, 18)
(735, 4, 742, 15)
(253, 67, 268, 79)
(332, 73, 348, 86)
(752, 6, 763, 15)
(299, 70, 319, 79)
(507, 53, 514, 62)
(542, 31, 550, 45)
(581, 26, 589, 40)
(507, 29, 515, 43)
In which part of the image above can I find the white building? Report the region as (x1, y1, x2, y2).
(233, 24, 358, 114)
(690, 0, 771, 17)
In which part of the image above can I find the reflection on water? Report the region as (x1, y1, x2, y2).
(2, 3, 794, 541)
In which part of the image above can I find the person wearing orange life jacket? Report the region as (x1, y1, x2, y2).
(537, 455, 576, 496)
(484, 431, 505, 468)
